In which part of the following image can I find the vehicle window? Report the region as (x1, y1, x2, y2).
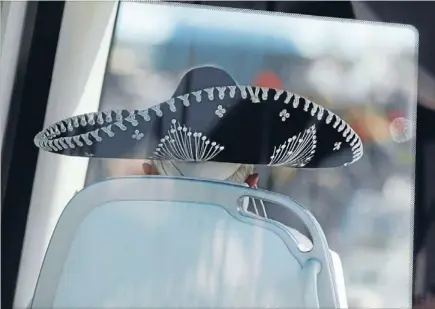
(32, 2, 417, 308)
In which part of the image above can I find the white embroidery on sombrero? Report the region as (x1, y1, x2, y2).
(90, 129, 102, 142)
(150, 119, 225, 162)
(72, 116, 79, 128)
(53, 139, 61, 151)
(293, 95, 300, 108)
(87, 113, 96, 126)
(227, 86, 236, 98)
(65, 137, 74, 148)
(216, 87, 226, 100)
(103, 111, 112, 122)
(72, 135, 83, 147)
(343, 126, 351, 138)
(279, 109, 290, 122)
(284, 91, 292, 104)
(101, 125, 115, 137)
(113, 121, 127, 131)
(333, 142, 341, 151)
(304, 99, 311, 112)
(114, 110, 123, 122)
(58, 137, 68, 149)
(177, 94, 190, 107)
(192, 90, 202, 102)
(333, 115, 341, 129)
(65, 118, 73, 131)
(317, 106, 324, 120)
(124, 110, 139, 127)
(204, 88, 214, 100)
(247, 86, 260, 103)
(166, 98, 176, 111)
(238, 86, 247, 99)
(96, 112, 104, 124)
(137, 109, 150, 121)
(215, 105, 226, 118)
(80, 115, 87, 126)
(151, 105, 163, 117)
(132, 129, 144, 141)
(268, 125, 317, 167)
(59, 121, 66, 132)
(311, 103, 318, 116)
(274, 89, 284, 100)
(350, 135, 358, 147)
(81, 132, 92, 145)
(326, 110, 334, 124)
(33, 85, 363, 166)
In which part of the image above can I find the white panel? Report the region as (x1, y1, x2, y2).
(13, 2, 118, 308)
(0, 2, 27, 152)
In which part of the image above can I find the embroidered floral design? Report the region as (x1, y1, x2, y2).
(215, 105, 226, 118)
(333, 142, 341, 151)
(151, 119, 224, 161)
(279, 109, 290, 122)
(268, 125, 317, 167)
(132, 130, 144, 140)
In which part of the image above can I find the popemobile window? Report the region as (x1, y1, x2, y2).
(31, 2, 417, 309)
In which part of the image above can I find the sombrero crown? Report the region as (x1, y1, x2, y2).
(34, 66, 363, 168)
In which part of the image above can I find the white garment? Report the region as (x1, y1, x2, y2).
(153, 160, 241, 180)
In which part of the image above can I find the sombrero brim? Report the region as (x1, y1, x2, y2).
(34, 85, 363, 168)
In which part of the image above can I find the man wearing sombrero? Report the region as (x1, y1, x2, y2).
(34, 66, 363, 187)
(34, 65, 361, 307)
(34, 65, 363, 223)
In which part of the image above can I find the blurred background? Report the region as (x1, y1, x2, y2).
(82, 3, 417, 308)
(6, 2, 435, 309)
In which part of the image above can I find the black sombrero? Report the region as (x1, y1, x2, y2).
(34, 66, 363, 169)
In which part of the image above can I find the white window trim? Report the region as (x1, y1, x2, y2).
(14, 2, 119, 308)
(0, 2, 27, 153)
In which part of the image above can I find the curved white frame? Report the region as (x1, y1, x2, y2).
(30, 176, 339, 308)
